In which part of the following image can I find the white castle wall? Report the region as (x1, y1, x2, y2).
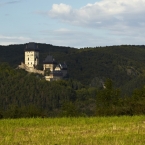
(25, 51, 39, 68)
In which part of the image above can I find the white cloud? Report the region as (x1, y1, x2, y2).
(50, 3, 72, 15)
(0, 35, 31, 45)
(48, 0, 145, 33)
(41, 0, 145, 48)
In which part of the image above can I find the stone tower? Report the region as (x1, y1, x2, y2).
(24, 42, 39, 68)
(43, 55, 57, 72)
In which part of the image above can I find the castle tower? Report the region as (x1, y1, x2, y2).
(43, 55, 57, 72)
(24, 42, 39, 68)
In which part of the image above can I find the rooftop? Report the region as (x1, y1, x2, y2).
(43, 55, 57, 64)
(59, 62, 67, 70)
(25, 42, 39, 51)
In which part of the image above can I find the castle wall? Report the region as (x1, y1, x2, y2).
(45, 75, 62, 81)
(55, 66, 61, 71)
(25, 51, 39, 68)
(19, 62, 44, 75)
(43, 64, 54, 71)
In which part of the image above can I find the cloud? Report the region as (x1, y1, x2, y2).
(0, 0, 22, 7)
(0, 35, 31, 45)
(36, 26, 145, 47)
(48, 0, 145, 35)
(39, 28, 112, 48)
(0, 35, 30, 40)
(49, 3, 72, 16)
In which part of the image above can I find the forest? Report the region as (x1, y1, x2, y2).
(0, 43, 145, 118)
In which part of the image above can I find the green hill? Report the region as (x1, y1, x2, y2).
(1, 44, 145, 94)
(1, 44, 145, 118)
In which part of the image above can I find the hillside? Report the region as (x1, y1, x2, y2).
(1, 44, 145, 118)
(1, 44, 145, 95)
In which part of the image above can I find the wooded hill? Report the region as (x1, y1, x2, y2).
(1, 43, 145, 118)
(1, 44, 145, 95)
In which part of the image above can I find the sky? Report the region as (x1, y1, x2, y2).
(0, 0, 145, 48)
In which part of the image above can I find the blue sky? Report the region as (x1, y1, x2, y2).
(0, 0, 145, 48)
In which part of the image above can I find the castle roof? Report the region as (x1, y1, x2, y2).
(59, 62, 67, 70)
(43, 55, 57, 64)
(25, 42, 39, 52)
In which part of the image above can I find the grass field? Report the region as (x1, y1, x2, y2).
(0, 116, 145, 145)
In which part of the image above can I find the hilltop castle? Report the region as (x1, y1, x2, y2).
(19, 42, 67, 81)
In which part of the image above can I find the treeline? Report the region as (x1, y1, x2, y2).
(0, 63, 145, 118)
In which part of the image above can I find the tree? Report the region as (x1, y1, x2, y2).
(96, 79, 120, 116)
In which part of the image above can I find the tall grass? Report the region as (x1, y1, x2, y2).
(0, 116, 145, 145)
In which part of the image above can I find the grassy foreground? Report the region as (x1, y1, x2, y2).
(0, 116, 145, 145)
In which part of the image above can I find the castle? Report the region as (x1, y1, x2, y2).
(19, 42, 67, 81)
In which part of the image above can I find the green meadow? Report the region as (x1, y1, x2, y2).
(0, 116, 145, 145)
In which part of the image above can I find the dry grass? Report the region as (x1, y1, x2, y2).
(0, 116, 145, 145)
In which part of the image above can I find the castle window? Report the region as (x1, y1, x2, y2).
(28, 58, 29, 60)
